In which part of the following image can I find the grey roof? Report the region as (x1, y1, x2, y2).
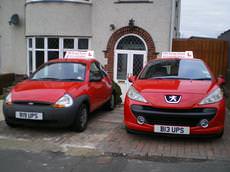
(218, 29, 230, 38)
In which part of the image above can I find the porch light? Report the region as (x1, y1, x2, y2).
(110, 24, 115, 31)
(9, 14, 20, 25)
(129, 18, 135, 27)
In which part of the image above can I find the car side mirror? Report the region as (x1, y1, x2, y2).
(128, 75, 137, 83)
(90, 73, 102, 82)
(217, 75, 225, 86)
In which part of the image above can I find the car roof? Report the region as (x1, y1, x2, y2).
(47, 58, 99, 64)
(151, 57, 204, 63)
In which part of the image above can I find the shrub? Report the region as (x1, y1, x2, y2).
(112, 81, 122, 105)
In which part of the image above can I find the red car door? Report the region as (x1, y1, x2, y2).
(88, 62, 111, 111)
(97, 62, 113, 101)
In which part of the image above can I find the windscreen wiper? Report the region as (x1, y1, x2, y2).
(60, 78, 84, 81)
(193, 78, 212, 80)
(150, 77, 167, 79)
(32, 77, 60, 81)
(173, 77, 191, 80)
(151, 77, 191, 80)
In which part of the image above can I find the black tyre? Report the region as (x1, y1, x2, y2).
(106, 93, 115, 111)
(213, 130, 224, 139)
(125, 127, 135, 135)
(5, 120, 18, 128)
(71, 104, 88, 132)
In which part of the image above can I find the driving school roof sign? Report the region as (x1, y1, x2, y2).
(161, 51, 194, 59)
(64, 50, 95, 59)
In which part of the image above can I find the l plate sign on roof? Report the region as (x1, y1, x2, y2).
(161, 51, 194, 59)
(64, 50, 95, 59)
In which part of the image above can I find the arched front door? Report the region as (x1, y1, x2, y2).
(114, 34, 147, 101)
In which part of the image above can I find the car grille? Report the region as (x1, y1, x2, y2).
(13, 101, 52, 106)
(131, 105, 217, 127)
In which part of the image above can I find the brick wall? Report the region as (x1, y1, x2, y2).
(104, 26, 156, 79)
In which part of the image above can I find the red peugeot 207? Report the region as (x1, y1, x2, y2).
(124, 55, 226, 137)
(3, 52, 115, 132)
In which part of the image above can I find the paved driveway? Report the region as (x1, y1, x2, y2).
(0, 100, 229, 161)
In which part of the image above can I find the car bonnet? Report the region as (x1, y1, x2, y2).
(132, 79, 215, 108)
(11, 80, 84, 103)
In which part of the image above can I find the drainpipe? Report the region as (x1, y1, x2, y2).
(169, 0, 176, 51)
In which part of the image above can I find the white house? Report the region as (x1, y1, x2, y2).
(0, 0, 181, 98)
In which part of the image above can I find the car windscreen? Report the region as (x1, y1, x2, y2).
(139, 59, 212, 80)
(31, 62, 86, 81)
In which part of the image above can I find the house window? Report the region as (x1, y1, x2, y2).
(117, 35, 146, 50)
(27, 37, 90, 74)
(78, 39, 89, 50)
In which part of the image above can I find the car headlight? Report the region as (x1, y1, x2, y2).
(199, 87, 223, 105)
(5, 92, 12, 105)
(127, 86, 148, 103)
(54, 94, 73, 108)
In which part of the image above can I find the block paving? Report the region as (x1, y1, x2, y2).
(0, 101, 229, 161)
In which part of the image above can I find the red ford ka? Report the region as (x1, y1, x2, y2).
(124, 57, 226, 137)
(3, 57, 115, 132)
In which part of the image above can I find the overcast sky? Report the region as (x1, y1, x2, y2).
(180, 0, 230, 38)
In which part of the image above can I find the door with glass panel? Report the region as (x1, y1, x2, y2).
(114, 34, 147, 102)
(114, 50, 147, 101)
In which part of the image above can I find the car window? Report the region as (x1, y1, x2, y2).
(90, 62, 102, 81)
(140, 59, 212, 80)
(31, 62, 86, 81)
(96, 63, 108, 77)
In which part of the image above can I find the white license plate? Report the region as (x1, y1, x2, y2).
(154, 125, 190, 135)
(15, 111, 43, 120)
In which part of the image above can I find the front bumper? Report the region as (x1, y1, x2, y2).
(3, 102, 77, 128)
(124, 98, 226, 136)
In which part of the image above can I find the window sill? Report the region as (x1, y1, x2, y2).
(114, 0, 153, 4)
(26, 0, 92, 5)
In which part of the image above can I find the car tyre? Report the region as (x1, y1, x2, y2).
(213, 130, 224, 139)
(106, 93, 115, 111)
(125, 127, 135, 134)
(71, 104, 88, 132)
(5, 120, 18, 128)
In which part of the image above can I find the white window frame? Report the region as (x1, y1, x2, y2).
(27, 37, 91, 75)
(26, 0, 92, 4)
(115, 0, 153, 3)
